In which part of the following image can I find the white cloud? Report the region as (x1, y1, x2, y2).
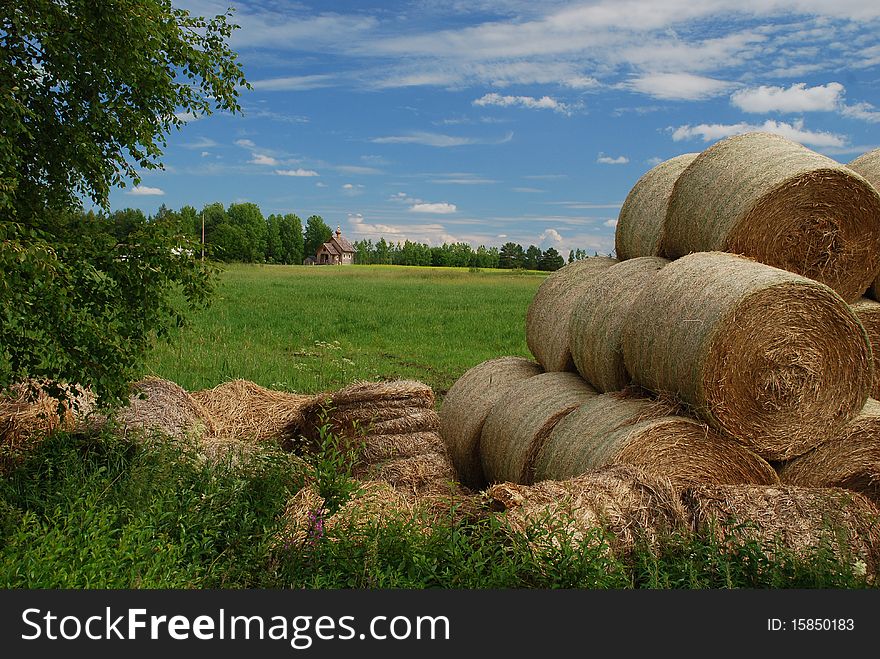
(539, 228, 564, 244)
(604, 219, 618, 228)
(411, 202, 458, 214)
(626, 73, 735, 100)
(372, 131, 513, 147)
(174, 111, 200, 123)
(474, 92, 571, 114)
(335, 165, 384, 175)
(275, 168, 319, 177)
(670, 119, 847, 148)
(731, 82, 844, 113)
(127, 185, 164, 196)
(249, 153, 279, 166)
(250, 74, 336, 91)
(842, 101, 880, 123)
(597, 153, 629, 165)
(235, 139, 256, 148)
(181, 136, 218, 150)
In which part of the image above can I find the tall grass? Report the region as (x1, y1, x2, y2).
(145, 264, 544, 396)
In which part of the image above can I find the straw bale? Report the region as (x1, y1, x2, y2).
(526, 256, 618, 372)
(114, 377, 216, 441)
(778, 398, 880, 507)
(485, 464, 689, 556)
(663, 132, 880, 303)
(569, 256, 670, 392)
(480, 371, 597, 485)
(534, 391, 779, 488)
(192, 379, 314, 443)
(326, 379, 435, 409)
(622, 251, 872, 461)
(614, 153, 699, 260)
(683, 483, 880, 580)
(439, 356, 543, 490)
(848, 148, 880, 191)
(850, 298, 880, 399)
(278, 480, 484, 547)
(358, 431, 447, 465)
(1, 380, 94, 468)
(357, 452, 460, 496)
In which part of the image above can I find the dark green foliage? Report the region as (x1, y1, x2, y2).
(539, 246, 565, 271)
(303, 215, 332, 259)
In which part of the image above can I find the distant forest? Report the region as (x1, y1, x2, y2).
(107, 202, 606, 271)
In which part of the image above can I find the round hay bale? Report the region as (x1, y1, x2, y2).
(192, 379, 315, 443)
(622, 251, 873, 461)
(117, 377, 217, 440)
(526, 256, 618, 372)
(485, 463, 689, 556)
(480, 371, 597, 485)
(614, 153, 699, 260)
(848, 147, 880, 190)
(569, 256, 670, 392)
(778, 399, 880, 507)
(534, 391, 779, 488)
(682, 483, 880, 581)
(663, 132, 880, 303)
(439, 356, 543, 490)
(850, 298, 880, 398)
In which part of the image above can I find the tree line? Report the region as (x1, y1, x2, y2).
(110, 203, 603, 272)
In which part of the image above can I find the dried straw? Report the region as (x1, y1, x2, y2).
(439, 356, 543, 490)
(526, 256, 618, 372)
(116, 376, 217, 441)
(848, 147, 880, 190)
(614, 153, 699, 260)
(357, 431, 447, 465)
(357, 452, 461, 496)
(485, 464, 689, 557)
(480, 371, 597, 485)
(192, 379, 315, 443)
(850, 298, 880, 399)
(778, 398, 880, 507)
(534, 391, 779, 488)
(569, 256, 669, 392)
(683, 483, 880, 580)
(663, 132, 880, 303)
(622, 251, 872, 461)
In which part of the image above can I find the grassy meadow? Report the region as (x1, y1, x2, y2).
(146, 263, 545, 397)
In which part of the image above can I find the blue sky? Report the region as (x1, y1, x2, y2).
(108, 0, 880, 257)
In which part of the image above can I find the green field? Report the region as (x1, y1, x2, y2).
(146, 263, 546, 397)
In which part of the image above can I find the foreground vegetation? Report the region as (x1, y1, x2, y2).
(2, 264, 875, 589)
(0, 430, 870, 589)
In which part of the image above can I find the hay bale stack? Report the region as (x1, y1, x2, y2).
(534, 391, 779, 488)
(480, 372, 597, 485)
(355, 431, 447, 465)
(116, 376, 217, 441)
(778, 399, 880, 507)
(850, 298, 880, 398)
(193, 379, 314, 443)
(622, 251, 872, 461)
(683, 483, 880, 580)
(848, 148, 880, 190)
(439, 356, 543, 489)
(526, 256, 618, 372)
(614, 153, 699, 260)
(485, 464, 689, 556)
(663, 132, 880, 303)
(569, 256, 670, 392)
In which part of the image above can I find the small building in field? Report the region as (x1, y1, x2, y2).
(315, 226, 356, 265)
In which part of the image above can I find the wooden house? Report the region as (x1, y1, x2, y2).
(315, 226, 356, 265)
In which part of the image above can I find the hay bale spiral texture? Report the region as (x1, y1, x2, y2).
(439, 356, 543, 489)
(622, 251, 872, 461)
(526, 257, 618, 372)
(485, 464, 689, 556)
(850, 298, 880, 398)
(117, 377, 217, 440)
(479, 371, 597, 485)
(569, 256, 669, 392)
(848, 148, 880, 191)
(683, 483, 880, 580)
(534, 392, 779, 488)
(663, 132, 880, 303)
(778, 398, 880, 507)
(614, 153, 699, 260)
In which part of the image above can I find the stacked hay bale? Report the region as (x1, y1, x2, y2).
(849, 148, 880, 301)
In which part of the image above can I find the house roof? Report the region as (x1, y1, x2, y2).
(319, 241, 341, 256)
(330, 234, 356, 253)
